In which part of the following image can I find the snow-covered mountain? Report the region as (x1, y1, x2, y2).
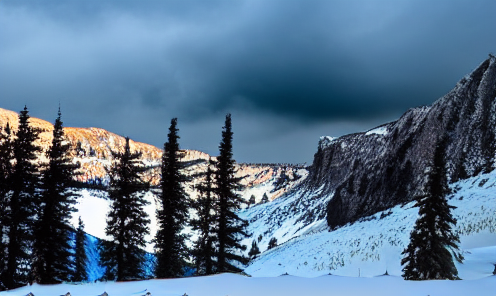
(242, 170, 496, 279)
(234, 55, 496, 279)
(1, 56, 495, 284)
(258, 55, 496, 232)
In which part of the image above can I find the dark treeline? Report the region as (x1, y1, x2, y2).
(0, 107, 249, 290)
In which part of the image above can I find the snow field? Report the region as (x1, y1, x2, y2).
(2, 273, 495, 296)
(58, 167, 496, 296)
(244, 171, 496, 279)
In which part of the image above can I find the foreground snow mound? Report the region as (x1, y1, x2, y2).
(244, 171, 496, 279)
(2, 273, 495, 296)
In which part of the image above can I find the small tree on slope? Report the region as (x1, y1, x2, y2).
(100, 137, 150, 281)
(401, 137, 463, 280)
(155, 118, 191, 278)
(248, 240, 260, 259)
(73, 217, 88, 282)
(261, 193, 269, 203)
(214, 114, 249, 273)
(33, 108, 80, 284)
(248, 195, 256, 207)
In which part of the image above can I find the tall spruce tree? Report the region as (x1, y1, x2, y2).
(214, 114, 249, 273)
(100, 137, 150, 281)
(154, 118, 190, 278)
(4, 106, 42, 289)
(33, 108, 80, 284)
(73, 217, 88, 282)
(0, 123, 14, 290)
(401, 137, 463, 280)
(190, 159, 216, 275)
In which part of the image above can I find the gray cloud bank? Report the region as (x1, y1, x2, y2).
(1, 0, 495, 163)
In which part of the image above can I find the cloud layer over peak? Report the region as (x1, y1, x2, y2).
(1, 0, 495, 163)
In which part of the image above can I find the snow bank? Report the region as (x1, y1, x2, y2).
(2, 273, 495, 296)
(365, 126, 388, 136)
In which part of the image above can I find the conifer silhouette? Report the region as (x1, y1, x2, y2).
(100, 137, 150, 281)
(0, 123, 14, 290)
(401, 137, 463, 280)
(214, 114, 249, 273)
(73, 217, 88, 282)
(155, 118, 190, 278)
(33, 108, 80, 284)
(4, 106, 42, 289)
(191, 158, 216, 275)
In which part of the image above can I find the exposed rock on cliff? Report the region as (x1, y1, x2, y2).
(311, 55, 496, 228)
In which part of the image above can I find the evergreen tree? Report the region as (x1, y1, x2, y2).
(100, 137, 150, 281)
(214, 114, 249, 273)
(248, 195, 256, 207)
(4, 106, 42, 289)
(154, 118, 190, 278)
(248, 240, 260, 259)
(33, 108, 80, 284)
(0, 123, 14, 290)
(191, 159, 216, 275)
(261, 193, 269, 203)
(401, 137, 463, 280)
(267, 237, 277, 250)
(73, 217, 88, 282)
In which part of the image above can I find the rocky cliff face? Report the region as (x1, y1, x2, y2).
(308, 55, 496, 228)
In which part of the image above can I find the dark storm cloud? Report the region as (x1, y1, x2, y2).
(189, 0, 496, 121)
(0, 0, 495, 163)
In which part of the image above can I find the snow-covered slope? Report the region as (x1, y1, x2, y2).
(74, 164, 496, 280)
(2, 273, 495, 296)
(72, 164, 307, 249)
(243, 170, 496, 279)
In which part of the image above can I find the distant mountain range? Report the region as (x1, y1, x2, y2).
(0, 107, 305, 202)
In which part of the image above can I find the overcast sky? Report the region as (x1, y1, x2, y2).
(1, 0, 495, 164)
